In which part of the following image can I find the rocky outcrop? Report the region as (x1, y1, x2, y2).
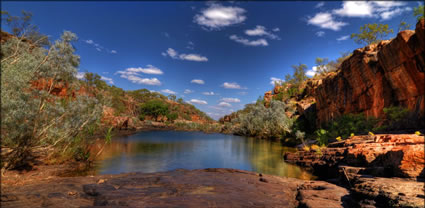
(314, 19, 425, 125)
(1, 168, 353, 208)
(284, 134, 425, 207)
(284, 134, 425, 180)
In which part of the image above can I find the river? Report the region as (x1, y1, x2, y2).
(94, 130, 315, 180)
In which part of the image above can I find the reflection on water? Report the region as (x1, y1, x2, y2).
(94, 131, 315, 180)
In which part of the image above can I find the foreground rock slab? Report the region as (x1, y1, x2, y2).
(1, 168, 351, 208)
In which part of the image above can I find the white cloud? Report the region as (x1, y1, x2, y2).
(191, 79, 205, 85)
(238, 91, 248, 95)
(222, 82, 245, 89)
(202, 92, 215, 96)
(76, 72, 86, 79)
(161, 89, 176, 94)
(272, 27, 280, 32)
(124, 65, 163, 75)
(333, 1, 374, 17)
(115, 67, 162, 86)
(218, 102, 232, 107)
(121, 75, 161, 86)
(85, 40, 94, 44)
(229, 35, 268, 46)
(316, 31, 325, 37)
(307, 12, 348, 31)
(316, 2, 325, 8)
(331, 1, 409, 20)
(163, 48, 208, 62)
(306, 66, 319, 77)
(190, 99, 208, 105)
(380, 7, 411, 20)
(270, 77, 284, 85)
(337, 35, 350, 41)
(245, 25, 279, 39)
(84, 39, 117, 54)
(101, 76, 114, 85)
(184, 89, 194, 94)
(110, 50, 117, 54)
(221, 98, 240, 103)
(194, 3, 246, 30)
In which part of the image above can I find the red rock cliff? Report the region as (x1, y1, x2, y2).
(314, 19, 425, 124)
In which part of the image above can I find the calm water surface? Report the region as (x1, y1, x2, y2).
(95, 131, 315, 180)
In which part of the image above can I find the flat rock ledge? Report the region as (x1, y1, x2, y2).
(1, 168, 352, 208)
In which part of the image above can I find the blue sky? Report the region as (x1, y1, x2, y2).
(2, 1, 422, 119)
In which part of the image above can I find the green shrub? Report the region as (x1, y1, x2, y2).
(234, 100, 293, 139)
(166, 113, 178, 122)
(139, 100, 169, 120)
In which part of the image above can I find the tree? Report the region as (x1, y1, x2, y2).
(350, 23, 393, 46)
(177, 98, 184, 104)
(413, 5, 424, 20)
(315, 57, 329, 75)
(292, 63, 308, 85)
(1, 10, 49, 47)
(398, 21, 411, 32)
(168, 94, 176, 102)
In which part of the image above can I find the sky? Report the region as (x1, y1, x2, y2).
(2, 1, 423, 120)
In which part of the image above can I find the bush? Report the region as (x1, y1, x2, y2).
(166, 113, 178, 122)
(139, 100, 169, 120)
(1, 30, 104, 171)
(234, 100, 293, 139)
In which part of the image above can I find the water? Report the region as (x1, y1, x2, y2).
(94, 131, 315, 180)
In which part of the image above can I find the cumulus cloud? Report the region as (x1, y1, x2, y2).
(315, 31, 325, 37)
(306, 66, 319, 77)
(115, 66, 162, 86)
(307, 12, 348, 31)
(270, 77, 284, 85)
(221, 82, 245, 89)
(161, 89, 176, 94)
(190, 99, 208, 105)
(245, 25, 279, 39)
(162, 48, 208, 62)
(332, 1, 410, 20)
(191, 79, 205, 85)
(218, 102, 232, 107)
(194, 3, 246, 30)
(220, 98, 240, 103)
(202, 92, 215, 96)
(229, 35, 268, 46)
(122, 65, 163, 75)
(337, 35, 350, 41)
(333, 1, 374, 17)
(184, 89, 194, 94)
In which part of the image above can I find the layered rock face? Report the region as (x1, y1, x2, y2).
(284, 134, 424, 179)
(284, 134, 425, 207)
(315, 19, 425, 124)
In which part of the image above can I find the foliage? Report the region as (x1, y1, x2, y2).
(350, 23, 393, 46)
(168, 94, 176, 102)
(315, 57, 329, 75)
(413, 5, 424, 20)
(139, 100, 169, 120)
(1, 26, 103, 170)
(166, 112, 178, 122)
(398, 21, 411, 32)
(381, 106, 413, 130)
(233, 100, 293, 139)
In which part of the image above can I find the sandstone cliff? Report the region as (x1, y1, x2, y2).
(315, 19, 424, 125)
(264, 19, 424, 127)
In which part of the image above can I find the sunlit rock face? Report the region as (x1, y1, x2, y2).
(314, 19, 425, 125)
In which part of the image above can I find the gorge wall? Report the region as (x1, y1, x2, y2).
(314, 19, 424, 125)
(263, 20, 424, 126)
